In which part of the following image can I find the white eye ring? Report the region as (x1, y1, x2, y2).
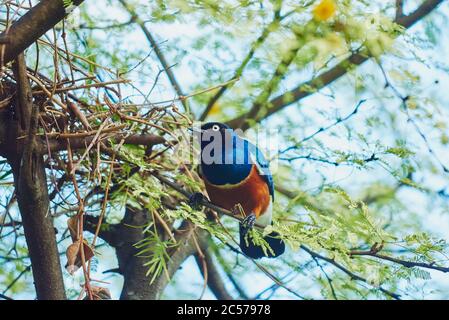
(212, 125, 220, 131)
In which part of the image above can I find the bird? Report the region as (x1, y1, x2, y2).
(189, 122, 285, 259)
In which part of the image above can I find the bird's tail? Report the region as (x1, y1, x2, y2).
(239, 224, 285, 259)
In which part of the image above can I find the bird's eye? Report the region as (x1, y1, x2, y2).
(212, 125, 220, 132)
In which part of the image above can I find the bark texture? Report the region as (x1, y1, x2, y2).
(0, 0, 84, 66)
(7, 54, 66, 300)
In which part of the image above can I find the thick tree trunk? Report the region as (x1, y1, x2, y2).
(10, 154, 66, 300)
(114, 208, 205, 300)
(115, 207, 154, 300)
(84, 206, 207, 300)
(5, 54, 66, 300)
(0, 0, 88, 298)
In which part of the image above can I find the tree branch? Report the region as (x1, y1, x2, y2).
(83, 215, 119, 247)
(301, 245, 401, 300)
(41, 132, 166, 153)
(152, 170, 449, 300)
(233, 28, 305, 129)
(396, 0, 404, 20)
(0, 0, 85, 66)
(350, 250, 449, 273)
(118, 0, 187, 111)
(152, 171, 267, 229)
(313, 255, 338, 299)
(227, 0, 445, 130)
(199, 10, 283, 121)
(225, 273, 250, 300)
(9, 53, 66, 300)
(0, 293, 13, 300)
(116, 206, 208, 300)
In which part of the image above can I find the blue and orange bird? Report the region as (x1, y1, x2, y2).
(190, 122, 285, 259)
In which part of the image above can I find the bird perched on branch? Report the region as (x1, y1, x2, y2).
(189, 122, 285, 259)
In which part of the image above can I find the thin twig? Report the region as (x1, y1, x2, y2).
(301, 245, 401, 300)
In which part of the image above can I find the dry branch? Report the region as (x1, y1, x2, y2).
(0, 0, 85, 65)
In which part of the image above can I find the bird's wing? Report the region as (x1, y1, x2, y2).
(246, 140, 274, 200)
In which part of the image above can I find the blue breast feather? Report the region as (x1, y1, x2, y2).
(200, 133, 274, 200)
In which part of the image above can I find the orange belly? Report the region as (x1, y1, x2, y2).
(202, 165, 271, 218)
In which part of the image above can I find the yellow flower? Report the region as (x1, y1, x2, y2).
(208, 102, 221, 116)
(313, 0, 337, 21)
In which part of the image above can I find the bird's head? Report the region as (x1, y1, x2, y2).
(189, 122, 233, 137)
(193, 122, 232, 150)
(200, 122, 230, 134)
(190, 122, 237, 163)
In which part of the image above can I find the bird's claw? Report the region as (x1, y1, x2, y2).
(188, 192, 205, 210)
(241, 213, 256, 235)
(231, 203, 246, 218)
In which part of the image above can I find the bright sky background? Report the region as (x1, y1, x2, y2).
(2, 0, 449, 300)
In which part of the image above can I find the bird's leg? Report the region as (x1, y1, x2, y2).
(231, 203, 246, 219)
(188, 192, 206, 210)
(241, 212, 256, 236)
